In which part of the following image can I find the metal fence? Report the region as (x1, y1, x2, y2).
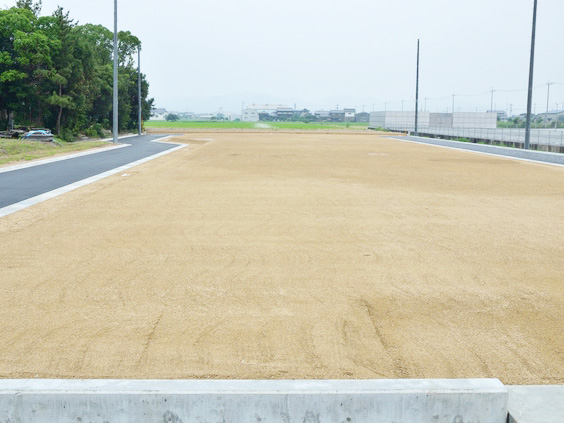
(377, 125, 564, 150)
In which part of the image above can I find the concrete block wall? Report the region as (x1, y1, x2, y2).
(452, 112, 497, 129)
(370, 112, 430, 130)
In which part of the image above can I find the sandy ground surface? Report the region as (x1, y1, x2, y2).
(0, 132, 563, 384)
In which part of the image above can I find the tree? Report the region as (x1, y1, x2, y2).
(15, 0, 41, 15)
(43, 7, 77, 135)
(166, 113, 179, 122)
(1, 1, 154, 138)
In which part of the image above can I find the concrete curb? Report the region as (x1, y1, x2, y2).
(0, 379, 508, 423)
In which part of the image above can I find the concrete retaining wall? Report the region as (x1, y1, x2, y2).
(0, 379, 507, 423)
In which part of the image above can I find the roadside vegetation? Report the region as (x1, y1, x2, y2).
(268, 122, 368, 130)
(0, 1, 153, 141)
(146, 121, 257, 129)
(497, 117, 564, 129)
(145, 121, 370, 131)
(0, 139, 109, 165)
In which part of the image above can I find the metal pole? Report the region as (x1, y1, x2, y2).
(112, 0, 118, 143)
(138, 46, 142, 135)
(490, 88, 494, 111)
(452, 94, 455, 113)
(545, 82, 553, 128)
(414, 39, 420, 136)
(525, 0, 538, 150)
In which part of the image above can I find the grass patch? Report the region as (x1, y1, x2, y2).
(145, 121, 256, 129)
(267, 122, 368, 130)
(0, 140, 109, 166)
(145, 121, 369, 131)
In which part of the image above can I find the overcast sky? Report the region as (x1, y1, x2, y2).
(7, 0, 564, 114)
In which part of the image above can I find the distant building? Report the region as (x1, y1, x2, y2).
(242, 108, 259, 122)
(487, 110, 508, 122)
(543, 110, 564, 125)
(179, 112, 196, 120)
(330, 110, 345, 122)
(276, 107, 294, 121)
(355, 112, 370, 123)
(258, 112, 274, 121)
(344, 108, 356, 122)
(150, 108, 167, 121)
(314, 110, 330, 121)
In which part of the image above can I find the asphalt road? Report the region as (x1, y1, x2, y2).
(0, 134, 176, 209)
(394, 135, 564, 166)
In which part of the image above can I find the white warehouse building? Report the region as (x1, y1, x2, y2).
(370, 111, 497, 130)
(242, 108, 259, 122)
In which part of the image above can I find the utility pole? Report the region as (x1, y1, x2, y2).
(424, 97, 428, 112)
(545, 81, 554, 128)
(525, 0, 538, 149)
(452, 94, 456, 113)
(490, 88, 495, 111)
(414, 39, 420, 136)
(138, 46, 142, 135)
(112, 0, 118, 143)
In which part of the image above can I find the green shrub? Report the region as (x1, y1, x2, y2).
(60, 128, 76, 142)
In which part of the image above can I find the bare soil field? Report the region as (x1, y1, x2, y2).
(0, 132, 563, 384)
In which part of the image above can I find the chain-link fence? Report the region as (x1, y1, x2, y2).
(370, 112, 564, 152)
(411, 127, 564, 149)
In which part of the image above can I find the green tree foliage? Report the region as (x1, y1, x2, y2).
(165, 113, 179, 122)
(0, 2, 154, 139)
(15, 0, 41, 15)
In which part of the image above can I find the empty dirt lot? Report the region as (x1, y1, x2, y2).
(0, 132, 563, 384)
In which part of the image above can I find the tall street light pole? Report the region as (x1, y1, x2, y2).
(525, 0, 538, 150)
(113, 0, 118, 143)
(545, 81, 554, 128)
(414, 39, 420, 136)
(138, 46, 142, 135)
